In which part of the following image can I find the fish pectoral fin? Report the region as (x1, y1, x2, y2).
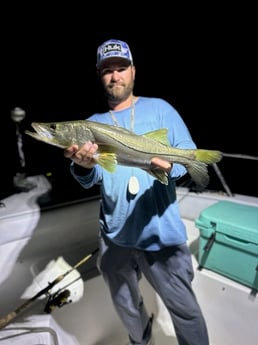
(144, 167, 169, 185)
(95, 152, 117, 172)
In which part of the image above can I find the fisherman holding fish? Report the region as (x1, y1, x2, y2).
(64, 39, 210, 345)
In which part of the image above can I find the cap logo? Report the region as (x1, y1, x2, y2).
(102, 43, 122, 55)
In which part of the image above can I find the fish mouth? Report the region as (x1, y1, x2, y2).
(25, 123, 67, 148)
(31, 123, 55, 139)
(25, 123, 55, 143)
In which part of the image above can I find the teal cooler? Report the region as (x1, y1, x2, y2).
(195, 201, 258, 291)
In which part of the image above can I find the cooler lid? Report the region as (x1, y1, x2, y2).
(196, 200, 258, 244)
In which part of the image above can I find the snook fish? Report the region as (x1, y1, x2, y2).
(25, 120, 223, 187)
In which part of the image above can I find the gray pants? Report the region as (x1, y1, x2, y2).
(97, 234, 209, 345)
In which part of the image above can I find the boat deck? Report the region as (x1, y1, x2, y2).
(0, 183, 258, 344)
(1, 218, 257, 345)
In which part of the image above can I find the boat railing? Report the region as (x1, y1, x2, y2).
(212, 153, 258, 197)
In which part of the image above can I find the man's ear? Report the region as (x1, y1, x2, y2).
(132, 65, 136, 79)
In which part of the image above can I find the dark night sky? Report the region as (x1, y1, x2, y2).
(1, 7, 257, 199)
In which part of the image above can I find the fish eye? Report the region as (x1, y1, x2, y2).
(50, 124, 56, 130)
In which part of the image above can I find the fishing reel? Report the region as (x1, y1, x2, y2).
(44, 289, 72, 314)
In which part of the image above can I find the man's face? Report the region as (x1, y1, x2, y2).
(98, 58, 135, 102)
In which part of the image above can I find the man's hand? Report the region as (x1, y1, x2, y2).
(64, 142, 98, 169)
(151, 157, 172, 173)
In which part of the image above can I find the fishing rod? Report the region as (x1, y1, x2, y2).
(0, 247, 99, 329)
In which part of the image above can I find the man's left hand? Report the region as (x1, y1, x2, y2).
(151, 157, 172, 173)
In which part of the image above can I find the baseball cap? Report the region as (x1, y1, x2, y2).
(96, 39, 133, 68)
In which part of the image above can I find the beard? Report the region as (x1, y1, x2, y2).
(104, 79, 134, 103)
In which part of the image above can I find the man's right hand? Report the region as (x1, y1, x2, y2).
(64, 141, 98, 169)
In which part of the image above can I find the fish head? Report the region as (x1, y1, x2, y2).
(25, 121, 95, 148)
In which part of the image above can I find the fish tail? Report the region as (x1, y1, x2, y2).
(96, 152, 117, 172)
(187, 161, 210, 188)
(195, 150, 223, 164)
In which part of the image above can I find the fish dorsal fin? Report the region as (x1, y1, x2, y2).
(143, 128, 170, 146)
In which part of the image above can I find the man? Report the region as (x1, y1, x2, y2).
(64, 39, 209, 345)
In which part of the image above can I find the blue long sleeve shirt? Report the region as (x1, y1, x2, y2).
(71, 97, 196, 250)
